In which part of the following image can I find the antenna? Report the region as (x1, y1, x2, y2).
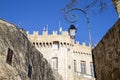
(59, 20, 61, 28)
(46, 24, 48, 32)
(59, 20, 62, 33)
(43, 25, 48, 32)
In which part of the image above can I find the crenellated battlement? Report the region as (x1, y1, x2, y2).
(26, 28, 93, 80)
(27, 30, 69, 36)
(27, 30, 91, 53)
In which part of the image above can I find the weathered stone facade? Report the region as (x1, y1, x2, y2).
(92, 19, 120, 80)
(0, 19, 62, 80)
(92, 1, 120, 80)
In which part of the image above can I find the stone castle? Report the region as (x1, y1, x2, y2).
(27, 30, 95, 80)
(1, 0, 119, 80)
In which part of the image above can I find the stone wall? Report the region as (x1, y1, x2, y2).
(92, 19, 120, 80)
(0, 19, 62, 80)
(113, 0, 120, 17)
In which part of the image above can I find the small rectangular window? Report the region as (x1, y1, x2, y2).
(81, 61, 86, 74)
(52, 57, 58, 69)
(74, 60, 76, 72)
(6, 48, 13, 65)
(28, 64, 32, 78)
(90, 62, 94, 77)
(53, 41, 59, 50)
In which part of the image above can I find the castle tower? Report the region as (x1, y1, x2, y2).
(113, 0, 120, 18)
(27, 30, 95, 80)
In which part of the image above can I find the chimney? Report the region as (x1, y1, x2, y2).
(113, 0, 120, 18)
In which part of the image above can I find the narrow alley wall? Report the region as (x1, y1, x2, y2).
(92, 19, 120, 80)
(0, 19, 62, 80)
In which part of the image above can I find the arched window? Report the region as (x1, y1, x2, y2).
(6, 48, 13, 65)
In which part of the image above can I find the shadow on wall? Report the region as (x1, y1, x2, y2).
(92, 19, 120, 80)
(0, 19, 63, 80)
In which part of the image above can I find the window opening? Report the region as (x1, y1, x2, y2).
(81, 61, 86, 74)
(90, 62, 94, 77)
(74, 60, 76, 72)
(53, 41, 59, 50)
(52, 57, 58, 69)
(6, 48, 13, 65)
(28, 64, 32, 78)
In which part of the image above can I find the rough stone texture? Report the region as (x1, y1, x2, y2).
(113, 0, 120, 17)
(0, 19, 62, 80)
(92, 19, 120, 80)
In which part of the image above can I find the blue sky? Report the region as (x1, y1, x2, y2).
(0, 0, 118, 45)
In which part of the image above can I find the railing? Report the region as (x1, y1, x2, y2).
(74, 71, 95, 80)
